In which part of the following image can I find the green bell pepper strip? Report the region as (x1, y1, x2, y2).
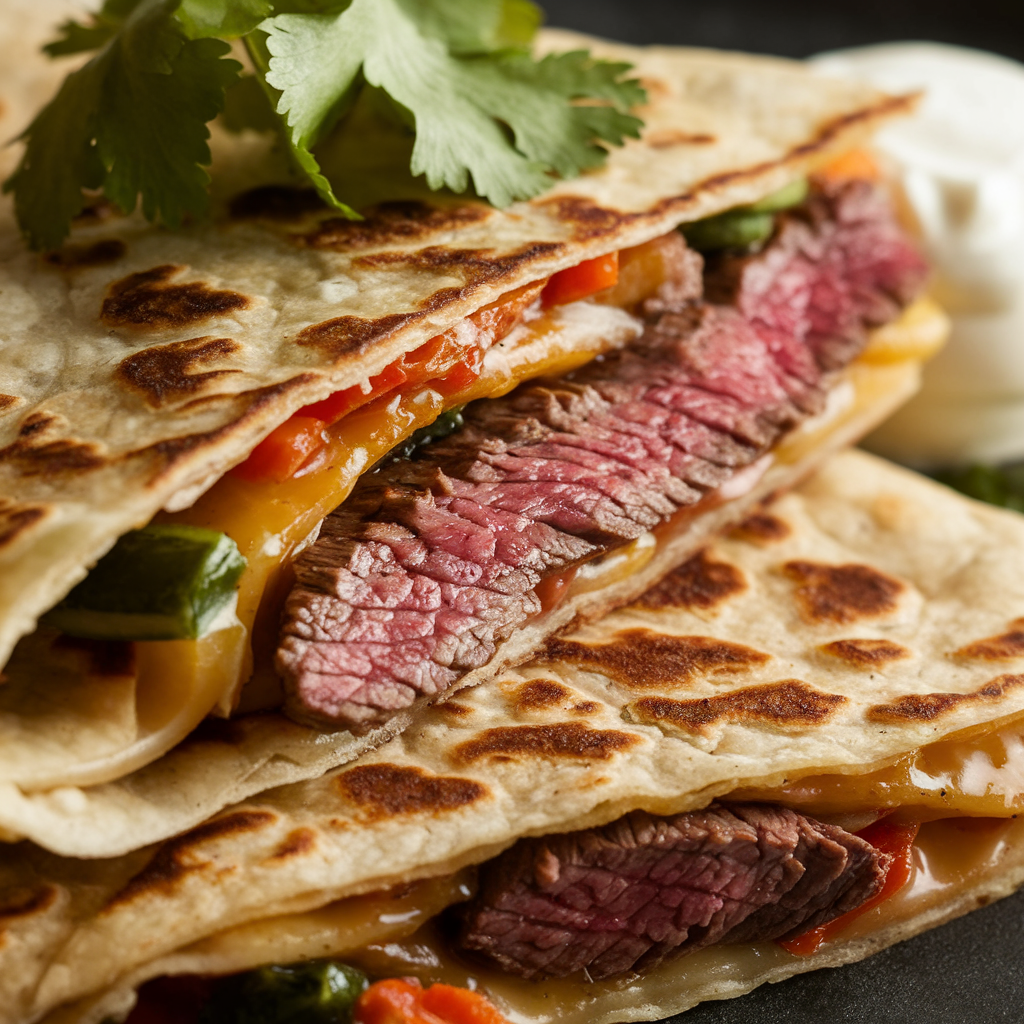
(44, 525, 246, 641)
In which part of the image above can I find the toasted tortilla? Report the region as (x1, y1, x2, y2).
(4, 450, 1024, 1024)
(0, 10, 915, 672)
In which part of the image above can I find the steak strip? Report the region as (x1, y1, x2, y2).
(455, 802, 889, 981)
(277, 181, 927, 730)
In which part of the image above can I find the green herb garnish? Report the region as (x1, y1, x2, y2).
(5, 0, 646, 250)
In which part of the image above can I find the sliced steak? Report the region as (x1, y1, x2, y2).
(455, 803, 889, 981)
(277, 182, 926, 730)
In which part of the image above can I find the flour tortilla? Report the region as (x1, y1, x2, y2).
(4, 450, 1024, 1024)
(0, 8, 915, 672)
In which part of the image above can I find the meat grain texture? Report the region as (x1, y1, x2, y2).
(277, 182, 927, 730)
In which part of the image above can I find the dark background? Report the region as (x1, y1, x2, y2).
(542, 0, 1024, 62)
(540, 2, 1024, 1022)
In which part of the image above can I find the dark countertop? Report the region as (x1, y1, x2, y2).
(539, 2, 1024, 1020)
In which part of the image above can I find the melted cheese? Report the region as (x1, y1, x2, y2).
(732, 712, 1024, 819)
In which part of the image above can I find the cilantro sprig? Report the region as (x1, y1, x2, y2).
(5, 0, 646, 250)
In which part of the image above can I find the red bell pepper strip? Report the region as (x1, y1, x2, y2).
(541, 252, 619, 309)
(354, 978, 510, 1024)
(779, 817, 921, 956)
(229, 415, 327, 485)
(230, 280, 543, 485)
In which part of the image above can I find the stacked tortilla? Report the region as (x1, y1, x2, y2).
(5, 8, 1017, 1024)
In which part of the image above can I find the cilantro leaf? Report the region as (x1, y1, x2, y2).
(407, 0, 542, 55)
(13, 0, 645, 248)
(95, 1, 241, 227)
(3, 63, 106, 250)
(176, 0, 273, 40)
(5, 0, 240, 248)
(43, 0, 144, 56)
(264, 0, 644, 210)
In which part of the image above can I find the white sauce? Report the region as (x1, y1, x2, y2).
(812, 43, 1024, 465)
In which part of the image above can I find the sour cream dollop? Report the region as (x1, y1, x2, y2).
(812, 43, 1024, 467)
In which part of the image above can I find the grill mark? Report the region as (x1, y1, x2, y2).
(730, 511, 792, 545)
(0, 886, 57, 923)
(229, 186, 326, 221)
(297, 312, 420, 361)
(452, 723, 637, 764)
(645, 130, 717, 148)
(44, 238, 126, 268)
(267, 828, 317, 861)
(820, 638, 911, 668)
(0, 501, 47, 549)
(117, 336, 242, 407)
(953, 620, 1024, 661)
(338, 764, 487, 818)
(134, 373, 319, 479)
(510, 679, 573, 711)
(101, 265, 251, 331)
(635, 549, 747, 612)
(629, 680, 847, 735)
(103, 810, 277, 911)
(544, 628, 770, 688)
(782, 561, 905, 624)
(301, 201, 490, 249)
(867, 674, 1024, 724)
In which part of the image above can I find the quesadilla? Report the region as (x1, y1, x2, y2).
(6, 450, 1024, 1024)
(0, 5, 947, 856)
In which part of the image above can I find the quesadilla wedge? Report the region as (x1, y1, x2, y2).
(0, 7, 945, 852)
(5, 450, 1024, 1024)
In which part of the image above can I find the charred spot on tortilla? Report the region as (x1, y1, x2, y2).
(135, 373, 319, 477)
(297, 312, 420, 360)
(229, 186, 326, 221)
(572, 701, 600, 715)
(117, 337, 243, 408)
(867, 674, 1024, 724)
(952, 620, 1024, 661)
(44, 238, 126, 269)
(820, 638, 912, 668)
(1, 416, 107, 475)
(53, 635, 136, 678)
(508, 678, 574, 711)
(103, 810, 278, 911)
(433, 701, 472, 718)
(0, 501, 47, 549)
(783, 560, 906, 624)
(266, 827, 318, 862)
(535, 195, 636, 241)
(644, 129, 717, 148)
(452, 722, 637, 764)
(634, 549, 747, 611)
(0, 394, 19, 412)
(730, 511, 792, 545)
(628, 680, 847, 735)
(544, 628, 769, 688)
(355, 242, 565, 291)
(338, 764, 487, 818)
(0, 886, 57, 926)
(301, 200, 491, 250)
(101, 265, 252, 331)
